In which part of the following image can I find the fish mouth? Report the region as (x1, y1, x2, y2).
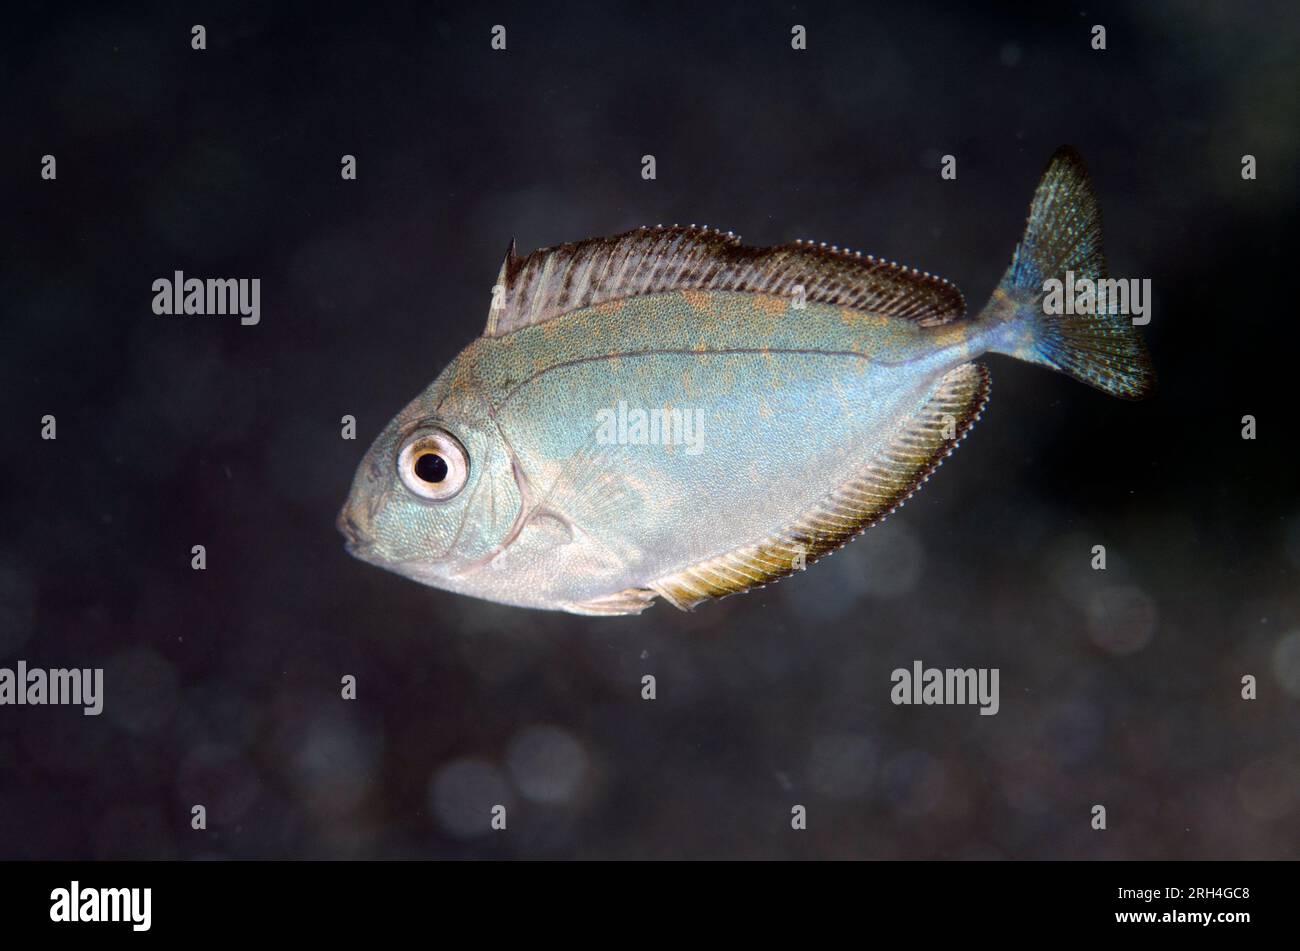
(336, 507, 376, 558)
(336, 498, 458, 570)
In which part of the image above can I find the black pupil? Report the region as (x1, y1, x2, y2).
(414, 452, 448, 484)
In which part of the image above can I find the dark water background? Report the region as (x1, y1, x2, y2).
(2, 0, 1298, 858)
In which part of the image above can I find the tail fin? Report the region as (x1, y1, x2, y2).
(980, 146, 1155, 399)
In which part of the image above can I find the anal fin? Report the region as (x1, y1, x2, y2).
(648, 362, 992, 611)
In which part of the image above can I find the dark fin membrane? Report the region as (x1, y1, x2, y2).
(647, 362, 991, 611)
(483, 225, 967, 337)
(985, 146, 1155, 399)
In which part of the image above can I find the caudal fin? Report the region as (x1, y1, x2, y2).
(981, 146, 1155, 399)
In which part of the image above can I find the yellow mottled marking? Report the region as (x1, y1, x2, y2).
(840, 307, 889, 329)
(719, 366, 737, 395)
(682, 289, 711, 311)
(753, 294, 788, 317)
(929, 321, 973, 354)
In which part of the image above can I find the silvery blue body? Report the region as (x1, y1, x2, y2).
(338, 148, 1153, 615)
(342, 291, 981, 610)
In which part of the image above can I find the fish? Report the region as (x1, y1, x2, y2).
(338, 146, 1153, 615)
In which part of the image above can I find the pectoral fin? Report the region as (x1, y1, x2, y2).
(647, 362, 991, 611)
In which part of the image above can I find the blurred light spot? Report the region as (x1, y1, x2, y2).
(105, 648, 180, 734)
(456, 605, 547, 684)
(784, 518, 924, 619)
(1236, 757, 1300, 821)
(1272, 630, 1300, 698)
(0, 552, 35, 656)
(173, 681, 259, 751)
(808, 733, 876, 799)
(177, 744, 262, 824)
(93, 803, 175, 860)
(860, 518, 925, 598)
(1087, 585, 1157, 655)
(506, 725, 588, 804)
(883, 750, 946, 817)
(1046, 531, 1129, 610)
(1000, 42, 1022, 67)
(20, 709, 106, 775)
(290, 709, 383, 819)
(1042, 698, 1104, 768)
(999, 762, 1051, 817)
(1284, 513, 1300, 569)
(429, 758, 511, 840)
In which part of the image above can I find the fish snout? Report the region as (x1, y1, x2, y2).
(336, 503, 376, 557)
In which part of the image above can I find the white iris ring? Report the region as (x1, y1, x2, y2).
(397, 429, 469, 501)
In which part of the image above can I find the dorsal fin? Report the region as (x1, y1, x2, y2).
(644, 361, 991, 611)
(483, 225, 967, 337)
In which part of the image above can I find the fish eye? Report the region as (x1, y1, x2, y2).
(397, 429, 469, 501)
